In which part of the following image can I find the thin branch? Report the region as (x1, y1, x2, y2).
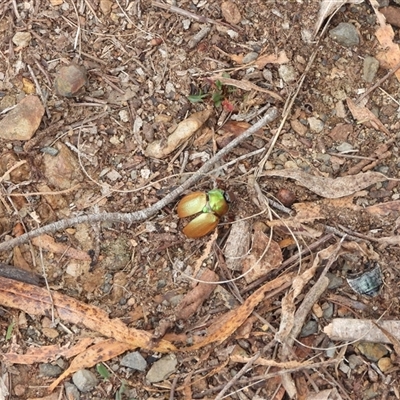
(0, 108, 279, 252)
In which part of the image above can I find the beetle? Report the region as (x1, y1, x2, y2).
(177, 189, 229, 238)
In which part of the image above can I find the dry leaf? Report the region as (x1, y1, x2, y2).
(176, 268, 218, 320)
(254, 50, 289, 69)
(216, 121, 263, 149)
(221, 1, 241, 24)
(275, 243, 341, 343)
(370, 0, 400, 80)
(3, 338, 94, 364)
(185, 273, 293, 350)
(224, 219, 251, 271)
(210, 75, 283, 102)
(242, 226, 283, 283)
(366, 200, 400, 216)
(262, 169, 389, 198)
(346, 98, 390, 135)
(145, 109, 212, 158)
(49, 339, 132, 392)
(32, 234, 91, 261)
(0, 277, 175, 353)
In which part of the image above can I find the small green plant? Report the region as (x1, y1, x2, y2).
(188, 76, 235, 111)
(96, 363, 110, 380)
(6, 321, 14, 341)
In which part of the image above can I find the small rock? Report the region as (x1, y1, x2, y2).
(54, 63, 87, 97)
(106, 169, 122, 181)
(379, 6, 400, 28)
(42, 142, 83, 189)
(348, 354, 364, 369)
(64, 382, 80, 400)
(326, 273, 343, 290)
(307, 117, 324, 133)
(378, 357, 393, 372)
(356, 341, 388, 362)
(221, 1, 241, 24)
(329, 123, 353, 142)
(0, 95, 44, 141)
(42, 327, 59, 339)
(290, 119, 308, 136)
(300, 320, 318, 337)
(14, 384, 26, 397)
(39, 363, 62, 377)
(121, 351, 147, 372)
(278, 64, 297, 83)
(72, 369, 98, 393)
(12, 32, 32, 48)
(119, 109, 129, 122)
(336, 142, 354, 152)
(146, 354, 178, 383)
(363, 56, 380, 83)
(321, 302, 334, 319)
(243, 52, 259, 64)
(99, 0, 112, 15)
(329, 23, 359, 47)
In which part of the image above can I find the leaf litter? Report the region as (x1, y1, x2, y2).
(2, 0, 400, 398)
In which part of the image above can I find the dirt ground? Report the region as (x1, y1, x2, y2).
(1, 0, 400, 399)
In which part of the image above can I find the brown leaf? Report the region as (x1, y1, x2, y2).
(185, 273, 293, 350)
(49, 339, 131, 392)
(254, 50, 289, 69)
(366, 200, 400, 216)
(31, 234, 91, 261)
(0, 277, 176, 353)
(346, 98, 390, 135)
(3, 337, 95, 364)
(221, 1, 241, 24)
(216, 121, 263, 149)
(370, 0, 400, 80)
(145, 109, 212, 158)
(242, 227, 283, 283)
(262, 169, 389, 198)
(176, 268, 219, 320)
(210, 75, 283, 102)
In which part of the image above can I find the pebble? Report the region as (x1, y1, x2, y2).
(0, 95, 44, 141)
(348, 354, 364, 369)
(146, 354, 178, 383)
(363, 56, 380, 83)
(72, 369, 99, 393)
(121, 351, 147, 372)
(299, 320, 318, 337)
(356, 341, 388, 362)
(307, 117, 324, 133)
(336, 142, 354, 152)
(43, 143, 83, 189)
(54, 63, 87, 97)
(321, 302, 334, 319)
(12, 32, 32, 48)
(39, 363, 62, 377)
(64, 382, 80, 400)
(378, 357, 393, 372)
(278, 64, 297, 83)
(243, 52, 259, 64)
(329, 23, 360, 47)
(327, 273, 343, 290)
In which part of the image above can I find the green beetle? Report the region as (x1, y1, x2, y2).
(177, 189, 229, 238)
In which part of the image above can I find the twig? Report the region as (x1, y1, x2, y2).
(27, 64, 51, 119)
(0, 108, 279, 252)
(215, 352, 260, 400)
(356, 59, 400, 104)
(152, 1, 235, 30)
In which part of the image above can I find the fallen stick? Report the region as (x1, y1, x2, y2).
(0, 108, 279, 252)
(324, 318, 400, 343)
